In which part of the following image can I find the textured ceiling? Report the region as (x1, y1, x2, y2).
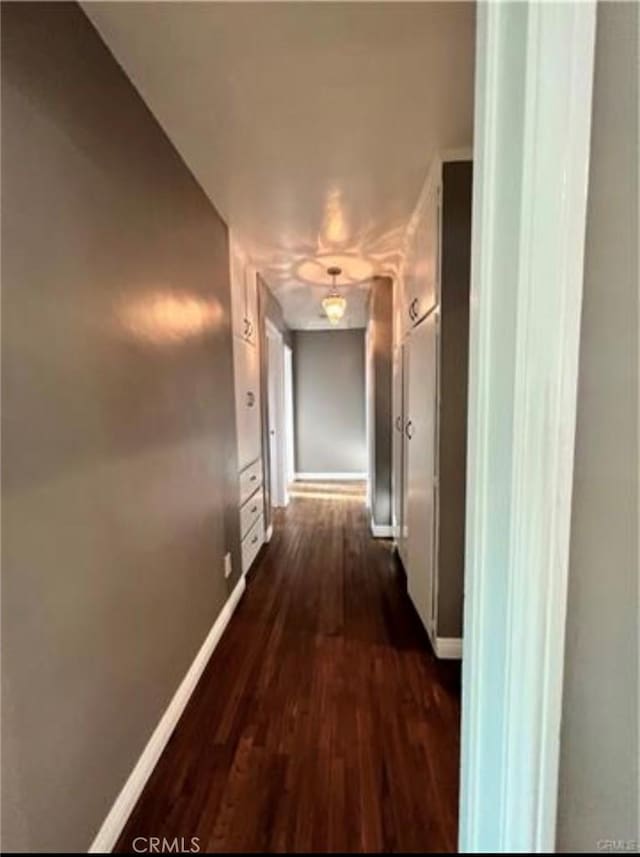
(85, 1, 475, 329)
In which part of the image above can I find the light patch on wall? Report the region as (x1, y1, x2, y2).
(322, 188, 349, 246)
(119, 292, 223, 345)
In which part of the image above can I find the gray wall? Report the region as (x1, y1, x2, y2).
(437, 161, 472, 638)
(367, 278, 393, 526)
(557, 2, 639, 851)
(293, 329, 366, 474)
(1, 3, 241, 851)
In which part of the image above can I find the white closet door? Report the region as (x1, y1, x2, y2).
(406, 311, 438, 636)
(234, 336, 261, 471)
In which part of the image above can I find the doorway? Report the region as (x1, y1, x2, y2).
(266, 320, 288, 509)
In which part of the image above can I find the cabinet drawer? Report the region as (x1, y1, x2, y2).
(240, 487, 263, 538)
(239, 458, 262, 506)
(241, 514, 264, 575)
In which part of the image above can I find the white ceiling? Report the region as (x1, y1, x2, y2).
(85, 1, 475, 329)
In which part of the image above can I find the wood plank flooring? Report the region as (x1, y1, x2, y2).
(116, 481, 461, 853)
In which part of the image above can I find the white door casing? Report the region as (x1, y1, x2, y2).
(266, 321, 286, 508)
(283, 344, 295, 490)
(459, 1, 596, 852)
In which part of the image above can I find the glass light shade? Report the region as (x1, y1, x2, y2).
(322, 293, 346, 325)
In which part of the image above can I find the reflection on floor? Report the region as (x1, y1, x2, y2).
(116, 481, 461, 853)
(287, 479, 367, 502)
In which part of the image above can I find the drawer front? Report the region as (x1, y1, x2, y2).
(239, 458, 262, 506)
(240, 487, 263, 539)
(241, 514, 264, 575)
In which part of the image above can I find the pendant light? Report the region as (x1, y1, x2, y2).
(322, 266, 346, 325)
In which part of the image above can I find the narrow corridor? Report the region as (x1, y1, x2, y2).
(116, 482, 461, 853)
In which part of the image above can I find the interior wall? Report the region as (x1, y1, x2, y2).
(437, 162, 472, 638)
(1, 3, 241, 851)
(367, 277, 393, 526)
(293, 329, 367, 475)
(556, 2, 639, 850)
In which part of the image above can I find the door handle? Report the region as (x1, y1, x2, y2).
(246, 391, 255, 407)
(410, 298, 419, 321)
(243, 317, 250, 335)
(405, 420, 414, 440)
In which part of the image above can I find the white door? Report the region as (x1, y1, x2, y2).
(391, 344, 404, 541)
(406, 311, 438, 636)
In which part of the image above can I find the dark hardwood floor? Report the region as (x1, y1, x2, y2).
(116, 481, 461, 853)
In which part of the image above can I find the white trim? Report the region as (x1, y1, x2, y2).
(89, 576, 246, 853)
(435, 637, 462, 660)
(265, 322, 287, 509)
(370, 517, 394, 539)
(294, 472, 367, 482)
(459, 2, 596, 853)
(283, 343, 295, 494)
(265, 523, 274, 543)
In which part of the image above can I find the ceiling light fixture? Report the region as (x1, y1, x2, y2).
(322, 266, 346, 325)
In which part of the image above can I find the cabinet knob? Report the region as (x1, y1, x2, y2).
(251, 535, 258, 545)
(405, 420, 414, 440)
(246, 391, 255, 407)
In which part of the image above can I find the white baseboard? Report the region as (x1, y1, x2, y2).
(294, 471, 368, 481)
(265, 523, 274, 542)
(435, 637, 463, 660)
(370, 517, 394, 538)
(89, 575, 246, 853)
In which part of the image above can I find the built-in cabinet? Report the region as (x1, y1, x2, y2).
(230, 237, 264, 576)
(393, 154, 472, 658)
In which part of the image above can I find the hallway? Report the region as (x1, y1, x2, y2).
(116, 482, 461, 853)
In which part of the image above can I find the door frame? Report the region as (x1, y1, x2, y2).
(265, 319, 287, 508)
(460, 1, 596, 852)
(283, 343, 295, 490)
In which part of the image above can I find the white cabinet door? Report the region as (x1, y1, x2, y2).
(406, 311, 438, 636)
(405, 166, 441, 328)
(234, 336, 261, 471)
(229, 245, 247, 341)
(245, 265, 258, 346)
